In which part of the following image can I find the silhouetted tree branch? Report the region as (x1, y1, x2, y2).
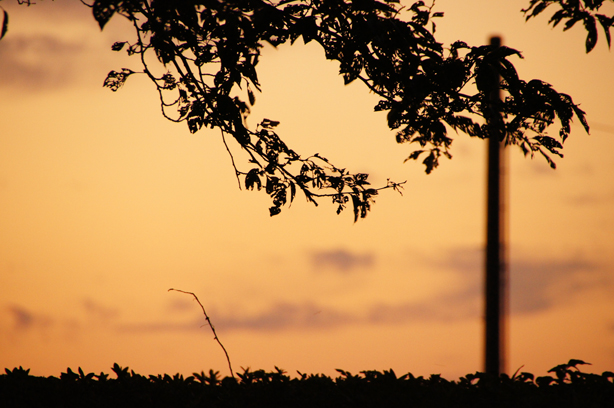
(90, 0, 412, 221)
(5, 0, 589, 219)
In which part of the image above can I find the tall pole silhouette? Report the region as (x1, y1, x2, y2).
(484, 36, 507, 376)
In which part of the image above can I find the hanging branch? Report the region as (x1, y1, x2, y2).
(91, 0, 588, 219)
(93, 0, 405, 221)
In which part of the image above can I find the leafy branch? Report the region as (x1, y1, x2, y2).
(89, 0, 588, 219)
(523, 0, 614, 52)
(93, 0, 405, 221)
(278, 0, 588, 171)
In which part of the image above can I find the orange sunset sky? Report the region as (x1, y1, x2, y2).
(1, 0, 613, 380)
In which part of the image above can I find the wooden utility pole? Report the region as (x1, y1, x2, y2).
(484, 36, 507, 376)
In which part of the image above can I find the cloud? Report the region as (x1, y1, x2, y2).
(566, 190, 614, 207)
(116, 294, 480, 335)
(110, 247, 613, 335)
(118, 302, 357, 333)
(510, 256, 604, 313)
(0, 33, 84, 91)
(117, 246, 610, 335)
(116, 320, 201, 333)
(310, 249, 375, 273)
(426, 246, 609, 315)
(167, 297, 197, 313)
(82, 298, 120, 321)
(367, 297, 479, 324)
(5, 304, 53, 332)
(216, 297, 481, 331)
(6, 305, 34, 330)
(2, 300, 119, 340)
(218, 303, 356, 331)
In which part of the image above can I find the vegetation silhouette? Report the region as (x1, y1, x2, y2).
(3, 359, 614, 407)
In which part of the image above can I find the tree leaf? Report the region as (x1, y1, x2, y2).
(93, 0, 120, 30)
(351, 195, 361, 223)
(102, 68, 134, 91)
(404, 150, 424, 163)
(261, 119, 280, 128)
(583, 15, 598, 52)
(1, 10, 8, 40)
(534, 136, 563, 156)
(269, 206, 281, 217)
(571, 104, 590, 135)
(596, 14, 612, 48)
(563, 16, 582, 31)
(111, 41, 126, 51)
(289, 182, 296, 203)
(524, 0, 550, 20)
(549, 8, 570, 28)
(245, 169, 261, 190)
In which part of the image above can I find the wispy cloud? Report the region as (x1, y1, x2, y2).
(167, 297, 197, 313)
(218, 302, 355, 331)
(310, 248, 375, 273)
(4, 248, 609, 338)
(427, 246, 609, 314)
(2, 299, 120, 338)
(118, 302, 356, 333)
(367, 298, 478, 324)
(116, 295, 478, 335)
(510, 256, 605, 313)
(5, 304, 53, 332)
(114, 247, 612, 335)
(566, 190, 614, 207)
(82, 298, 120, 321)
(0, 33, 84, 91)
(116, 320, 201, 333)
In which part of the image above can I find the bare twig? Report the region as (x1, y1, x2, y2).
(221, 130, 243, 190)
(168, 288, 234, 378)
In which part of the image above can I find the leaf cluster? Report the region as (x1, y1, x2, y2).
(523, 0, 614, 52)
(277, 0, 588, 171)
(91, 0, 587, 218)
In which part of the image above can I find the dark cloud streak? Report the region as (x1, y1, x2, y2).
(5, 304, 52, 332)
(0, 33, 84, 91)
(115, 248, 611, 335)
(82, 298, 119, 321)
(310, 249, 375, 273)
(429, 246, 608, 314)
(116, 295, 479, 335)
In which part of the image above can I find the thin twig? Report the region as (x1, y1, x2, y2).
(221, 130, 243, 190)
(168, 288, 235, 378)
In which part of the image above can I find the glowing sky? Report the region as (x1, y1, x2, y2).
(1, 0, 613, 380)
